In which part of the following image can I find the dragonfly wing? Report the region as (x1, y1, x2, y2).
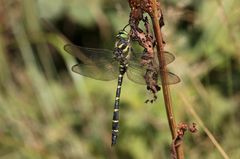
(72, 61, 119, 81)
(127, 63, 180, 85)
(156, 51, 175, 66)
(129, 50, 175, 66)
(126, 65, 146, 85)
(64, 44, 114, 64)
(158, 71, 181, 85)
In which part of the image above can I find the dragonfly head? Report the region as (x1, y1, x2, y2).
(116, 30, 129, 40)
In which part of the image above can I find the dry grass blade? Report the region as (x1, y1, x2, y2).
(180, 93, 230, 159)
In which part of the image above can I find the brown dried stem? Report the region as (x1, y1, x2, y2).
(127, 0, 184, 158)
(149, 1, 184, 159)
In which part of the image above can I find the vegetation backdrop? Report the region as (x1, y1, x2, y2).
(0, 0, 239, 158)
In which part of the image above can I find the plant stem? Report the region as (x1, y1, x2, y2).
(150, 0, 184, 158)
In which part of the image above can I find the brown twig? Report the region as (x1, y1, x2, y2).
(149, 1, 184, 158)
(127, 0, 184, 158)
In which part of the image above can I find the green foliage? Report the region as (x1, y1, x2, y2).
(0, 0, 239, 158)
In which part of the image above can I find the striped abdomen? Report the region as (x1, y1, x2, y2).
(111, 64, 127, 146)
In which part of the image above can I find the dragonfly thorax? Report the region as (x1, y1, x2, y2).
(114, 30, 131, 64)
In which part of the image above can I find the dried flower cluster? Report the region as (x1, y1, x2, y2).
(171, 123, 197, 159)
(128, 0, 165, 103)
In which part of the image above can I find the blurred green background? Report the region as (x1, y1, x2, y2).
(0, 0, 239, 158)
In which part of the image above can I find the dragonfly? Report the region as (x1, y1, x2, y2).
(64, 29, 180, 146)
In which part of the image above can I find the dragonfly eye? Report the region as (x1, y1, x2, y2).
(116, 30, 128, 39)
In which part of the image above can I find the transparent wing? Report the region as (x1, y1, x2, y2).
(126, 65, 146, 85)
(64, 44, 114, 64)
(129, 50, 175, 66)
(126, 64, 180, 85)
(64, 44, 119, 80)
(157, 51, 175, 66)
(72, 61, 119, 81)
